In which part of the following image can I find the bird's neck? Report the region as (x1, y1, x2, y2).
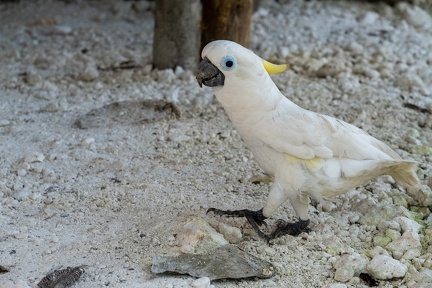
(213, 77, 290, 128)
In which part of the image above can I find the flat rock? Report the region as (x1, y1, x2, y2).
(151, 245, 274, 280)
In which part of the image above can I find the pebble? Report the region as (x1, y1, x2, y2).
(17, 169, 27, 177)
(79, 63, 99, 81)
(23, 71, 42, 86)
(0, 119, 10, 126)
(24, 152, 45, 163)
(325, 284, 347, 288)
(397, 73, 425, 91)
(395, 216, 421, 234)
(386, 228, 421, 260)
(367, 255, 408, 280)
(81, 137, 95, 147)
(50, 25, 73, 35)
(177, 217, 228, 254)
(191, 277, 211, 288)
(13, 189, 31, 201)
(411, 269, 432, 283)
(396, 2, 432, 28)
(333, 253, 368, 282)
(358, 11, 380, 25)
(217, 222, 242, 244)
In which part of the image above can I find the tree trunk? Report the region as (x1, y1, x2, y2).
(201, 0, 253, 50)
(153, 0, 201, 70)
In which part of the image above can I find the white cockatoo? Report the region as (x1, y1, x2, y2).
(196, 40, 419, 239)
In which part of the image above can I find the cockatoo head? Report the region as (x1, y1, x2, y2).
(196, 40, 287, 89)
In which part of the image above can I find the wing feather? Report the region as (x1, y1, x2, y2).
(255, 102, 400, 161)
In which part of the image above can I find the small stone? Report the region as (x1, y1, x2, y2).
(367, 255, 407, 280)
(397, 74, 425, 91)
(264, 247, 276, 257)
(385, 229, 401, 241)
(358, 11, 380, 25)
(94, 82, 104, 90)
(18, 162, 30, 171)
(217, 222, 242, 244)
(177, 217, 228, 254)
(325, 284, 347, 288)
(14, 233, 28, 239)
(17, 169, 27, 177)
(23, 71, 42, 86)
(24, 152, 45, 163)
(386, 228, 421, 260)
(334, 266, 354, 283)
(191, 277, 211, 288)
(79, 63, 99, 81)
(0, 119, 10, 126)
(334, 253, 368, 282)
(373, 235, 391, 248)
(345, 42, 364, 54)
(411, 269, 432, 283)
(50, 25, 73, 35)
(396, 2, 432, 28)
(14, 189, 31, 201)
(354, 66, 380, 78)
(370, 246, 390, 258)
(395, 216, 421, 234)
(80, 137, 95, 147)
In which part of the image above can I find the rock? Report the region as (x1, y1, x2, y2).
(322, 235, 349, 256)
(373, 235, 391, 248)
(396, 2, 432, 28)
(50, 25, 73, 35)
(386, 229, 421, 260)
(151, 245, 274, 280)
(325, 284, 347, 288)
(385, 229, 401, 241)
(367, 255, 407, 280)
(334, 267, 354, 283)
(79, 63, 99, 81)
(333, 253, 368, 283)
(398, 74, 424, 92)
(24, 152, 45, 163)
(411, 269, 432, 283)
(80, 137, 95, 147)
(395, 216, 421, 234)
(191, 277, 211, 288)
(358, 11, 380, 25)
(23, 71, 42, 86)
(177, 217, 228, 254)
(370, 246, 390, 258)
(217, 222, 242, 244)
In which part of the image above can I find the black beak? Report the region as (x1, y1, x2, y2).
(196, 57, 225, 88)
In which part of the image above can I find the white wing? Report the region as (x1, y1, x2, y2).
(254, 100, 401, 161)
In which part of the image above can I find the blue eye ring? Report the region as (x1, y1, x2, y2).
(220, 56, 237, 71)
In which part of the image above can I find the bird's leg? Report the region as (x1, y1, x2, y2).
(207, 208, 269, 239)
(269, 218, 311, 239)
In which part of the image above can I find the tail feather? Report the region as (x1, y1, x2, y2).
(388, 161, 420, 189)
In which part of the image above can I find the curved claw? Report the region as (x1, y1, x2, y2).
(270, 219, 311, 239)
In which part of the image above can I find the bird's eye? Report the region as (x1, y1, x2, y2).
(220, 56, 237, 71)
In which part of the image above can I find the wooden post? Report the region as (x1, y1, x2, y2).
(201, 0, 253, 50)
(153, 0, 201, 70)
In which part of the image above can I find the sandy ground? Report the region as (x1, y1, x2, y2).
(1, 0, 432, 287)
